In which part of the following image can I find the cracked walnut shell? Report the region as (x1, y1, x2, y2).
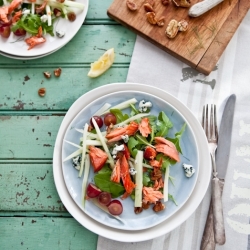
(146, 12, 157, 25)
(38, 88, 46, 97)
(144, 3, 154, 12)
(172, 0, 191, 8)
(126, 0, 138, 11)
(178, 19, 188, 32)
(165, 19, 179, 38)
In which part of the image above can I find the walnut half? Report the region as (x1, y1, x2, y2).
(153, 201, 165, 212)
(173, 0, 191, 8)
(165, 19, 179, 39)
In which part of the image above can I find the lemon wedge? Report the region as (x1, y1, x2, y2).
(87, 48, 115, 78)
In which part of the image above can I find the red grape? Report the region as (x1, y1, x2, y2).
(86, 183, 102, 198)
(13, 28, 26, 36)
(98, 192, 111, 206)
(107, 200, 123, 215)
(90, 116, 103, 128)
(0, 26, 11, 38)
(104, 113, 117, 126)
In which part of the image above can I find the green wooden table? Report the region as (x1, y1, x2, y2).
(0, 1, 136, 248)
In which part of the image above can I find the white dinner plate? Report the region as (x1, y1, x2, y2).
(53, 83, 211, 242)
(61, 90, 199, 230)
(0, 0, 88, 57)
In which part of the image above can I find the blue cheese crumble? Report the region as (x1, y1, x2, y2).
(139, 100, 152, 112)
(72, 155, 81, 170)
(111, 144, 125, 158)
(183, 164, 195, 177)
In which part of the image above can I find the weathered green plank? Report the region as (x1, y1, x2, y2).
(0, 67, 128, 111)
(0, 116, 63, 158)
(87, 0, 114, 20)
(0, 164, 65, 211)
(0, 25, 135, 65)
(1, 217, 97, 250)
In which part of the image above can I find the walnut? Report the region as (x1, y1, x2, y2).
(156, 16, 165, 27)
(161, 0, 169, 6)
(43, 71, 51, 79)
(126, 0, 138, 11)
(54, 67, 62, 77)
(38, 88, 46, 97)
(153, 201, 165, 212)
(172, 0, 191, 8)
(67, 12, 76, 22)
(146, 12, 157, 25)
(144, 3, 154, 12)
(178, 19, 188, 31)
(165, 19, 179, 39)
(134, 207, 143, 214)
(151, 168, 162, 180)
(142, 202, 150, 209)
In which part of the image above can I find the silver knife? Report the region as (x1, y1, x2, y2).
(189, 0, 224, 17)
(201, 94, 236, 249)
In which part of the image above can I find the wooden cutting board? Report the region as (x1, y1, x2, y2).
(107, 0, 249, 75)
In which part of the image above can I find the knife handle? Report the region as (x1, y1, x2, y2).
(200, 199, 216, 250)
(211, 177, 226, 245)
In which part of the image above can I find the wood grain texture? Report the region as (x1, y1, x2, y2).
(0, 116, 63, 158)
(197, 0, 250, 74)
(107, 0, 248, 75)
(0, 164, 65, 211)
(0, 217, 97, 249)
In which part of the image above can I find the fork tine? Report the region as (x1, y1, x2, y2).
(214, 105, 218, 140)
(205, 104, 209, 138)
(210, 104, 214, 139)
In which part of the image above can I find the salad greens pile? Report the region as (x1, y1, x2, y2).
(63, 97, 187, 217)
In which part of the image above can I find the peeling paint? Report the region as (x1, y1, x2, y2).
(24, 75, 30, 81)
(43, 144, 52, 147)
(0, 116, 11, 121)
(12, 100, 25, 110)
(31, 220, 36, 223)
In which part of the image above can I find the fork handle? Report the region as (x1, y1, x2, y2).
(211, 176, 226, 245)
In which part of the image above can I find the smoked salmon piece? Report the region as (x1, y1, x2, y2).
(149, 158, 163, 168)
(110, 158, 121, 183)
(106, 121, 138, 142)
(120, 155, 136, 197)
(154, 137, 180, 162)
(88, 146, 108, 172)
(8, 0, 23, 14)
(0, 6, 9, 23)
(138, 117, 151, 137)
(25, 36, 46, 50)
(12, 10, 22, 23)
(142, 187, 164, 204)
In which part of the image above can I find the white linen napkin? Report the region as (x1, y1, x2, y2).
(97, 11, 250, 250)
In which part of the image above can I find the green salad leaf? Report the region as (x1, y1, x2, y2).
(156, 111, 173, 137)
(110, 109, 129, 123)
(94, 172, 125, 198)
(167, 123, 186, 153)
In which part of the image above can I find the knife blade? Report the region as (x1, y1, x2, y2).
(216, 94, 236, 179)
(201, 94, 236, 249)
(189, 0, 224, 17)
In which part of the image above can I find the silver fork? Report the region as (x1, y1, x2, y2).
(201, 104, 226, 247)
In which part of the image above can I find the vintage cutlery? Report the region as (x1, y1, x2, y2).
(189, 0, 224, 17)
(201, 94, 236, 249)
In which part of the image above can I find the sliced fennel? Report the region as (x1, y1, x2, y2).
(64, 139, 102, 148)
(82, 154, 90, 207)
(94, 103, 112, 116)
(101, 98, 138, 115)
(79, 123, 89, 177)
(164, 164, 170, 202)
(75, 128, 107, 139)
(134, 150, 143, 207)
(63, 148, 82, 162)
(129, 158, 153, 169)
(91, 118, 115, 169)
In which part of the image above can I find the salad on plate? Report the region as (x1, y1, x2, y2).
(63, 96, 196, 221)
(0, 0, 84, 49)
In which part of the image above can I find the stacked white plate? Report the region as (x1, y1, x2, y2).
(0, 0, 88, 60)
(53, 82, 211, 242)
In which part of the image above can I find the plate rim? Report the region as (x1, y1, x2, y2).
(53, 82, 211, 242)
(0, 0, 89, 57)
(61, 89, 200, 231)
